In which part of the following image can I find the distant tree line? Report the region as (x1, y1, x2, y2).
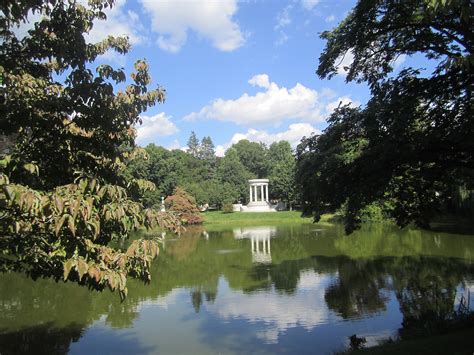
(125, 132, 298, 210)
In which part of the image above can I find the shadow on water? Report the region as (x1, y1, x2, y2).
(0, 322, 155, 355)
(0, 323, 84, 355)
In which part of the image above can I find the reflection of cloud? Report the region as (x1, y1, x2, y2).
(208, 272, 331, 343)
(138, 288, 182, 311)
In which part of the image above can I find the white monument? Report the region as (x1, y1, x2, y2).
(240, 179, 276, 212)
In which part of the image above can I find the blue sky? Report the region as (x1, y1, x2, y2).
(25, 0, 385, 155)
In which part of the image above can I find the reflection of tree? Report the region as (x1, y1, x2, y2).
(318, 255, 474, 340)
(391, 257, 472, 339)
(1, 225, 474, 349)
(190, 288, 218, 313)
(324, 257, 388, 318)
(0, 323, 83, 355)
(191, 290, 202, 313)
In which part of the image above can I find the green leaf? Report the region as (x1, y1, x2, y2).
(63, 259, 75, 281)
(76, 258, 89, 280)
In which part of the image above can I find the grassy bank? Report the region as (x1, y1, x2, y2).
(202, 210, 332, 226)
(349, 327, 474, 355)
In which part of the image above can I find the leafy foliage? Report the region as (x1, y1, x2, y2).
(268, 141, 297, 207)
(222, 202, 234, 214)
(232, 140, 269, 178)
(165, 187, 203, 225)
(0, 0, 182, 296)
(297, 0, 473, 232)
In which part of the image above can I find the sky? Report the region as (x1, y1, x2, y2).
(23, 0, 382, 156)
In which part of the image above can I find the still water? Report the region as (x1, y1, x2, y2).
(1, 223, 474, 354)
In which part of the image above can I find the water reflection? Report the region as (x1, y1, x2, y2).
(234, 226, 276, 263)
(0, 224, 473, 354)
(209, 272, 332, 344)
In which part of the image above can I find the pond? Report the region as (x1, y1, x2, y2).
(1, 223, 474, 354)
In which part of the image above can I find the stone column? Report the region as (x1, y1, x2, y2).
(260, 184, 264, 202)
(249, 185, 253, 202)
(265, 184, 269, 202)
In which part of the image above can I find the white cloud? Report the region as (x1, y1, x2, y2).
(168, 139, 183, 151)
(301, 0, 320, 10)
(248, 74, 271, 89)
(215, 123, 321, 157)
(336, 50, 354, 77)
(325, 14, 335, 22)
(275, 5, 292, 30)
(139, 0, 245, 53)
(135, 113, 179, 146)
(274, 4, 292, 46)
(86, 0, 144, 46)
(185, 74, 358, 127)
(184, 74, 334, 125)
(325, 96, 356, 113)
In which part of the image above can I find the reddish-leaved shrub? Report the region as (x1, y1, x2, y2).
(165, 187, 203, 225)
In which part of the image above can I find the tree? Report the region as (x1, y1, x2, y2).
(297, 0, 473, 232)
(0, 0, 181, 297)
(165, 187, 203, 225)
(232, 140, 269, 178)
(187, 131, 200, 158)
(200, 136, 216, 162)
(268, 141, 296, 208)
(267, 141, 296, 206)
(216, 148, 252, 203)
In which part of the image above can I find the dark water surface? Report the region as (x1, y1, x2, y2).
(1, 223, 474, 354)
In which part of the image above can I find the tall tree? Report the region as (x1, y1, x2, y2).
(268, 141, 297, 208)
(216, 148, 252, 203)
(0, 0, 180, 296)
(232, 140, 269, 178)
(297, 0, 473, 233)
(187, 131, 200, 158)
(200, 136, 216, 162)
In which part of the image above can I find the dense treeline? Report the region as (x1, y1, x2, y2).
(125, 132, 297, 210)
(296, 0, 473, 233)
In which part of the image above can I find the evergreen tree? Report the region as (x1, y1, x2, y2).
(187, 131, 200, 158)
(200, 136, 216, 162)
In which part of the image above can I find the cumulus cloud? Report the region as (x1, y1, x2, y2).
(185, 74, 356, 126)
(86, 0, 145, 46)
(139, 0, 245, 53)
(215, 123, 321, 157)
(135, 113, 179, 146)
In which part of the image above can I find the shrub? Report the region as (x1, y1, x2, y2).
(165, 187, 203, 224)
(222, 202, 234, 213)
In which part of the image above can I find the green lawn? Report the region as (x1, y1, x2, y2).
(202, 210, 329, 226)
